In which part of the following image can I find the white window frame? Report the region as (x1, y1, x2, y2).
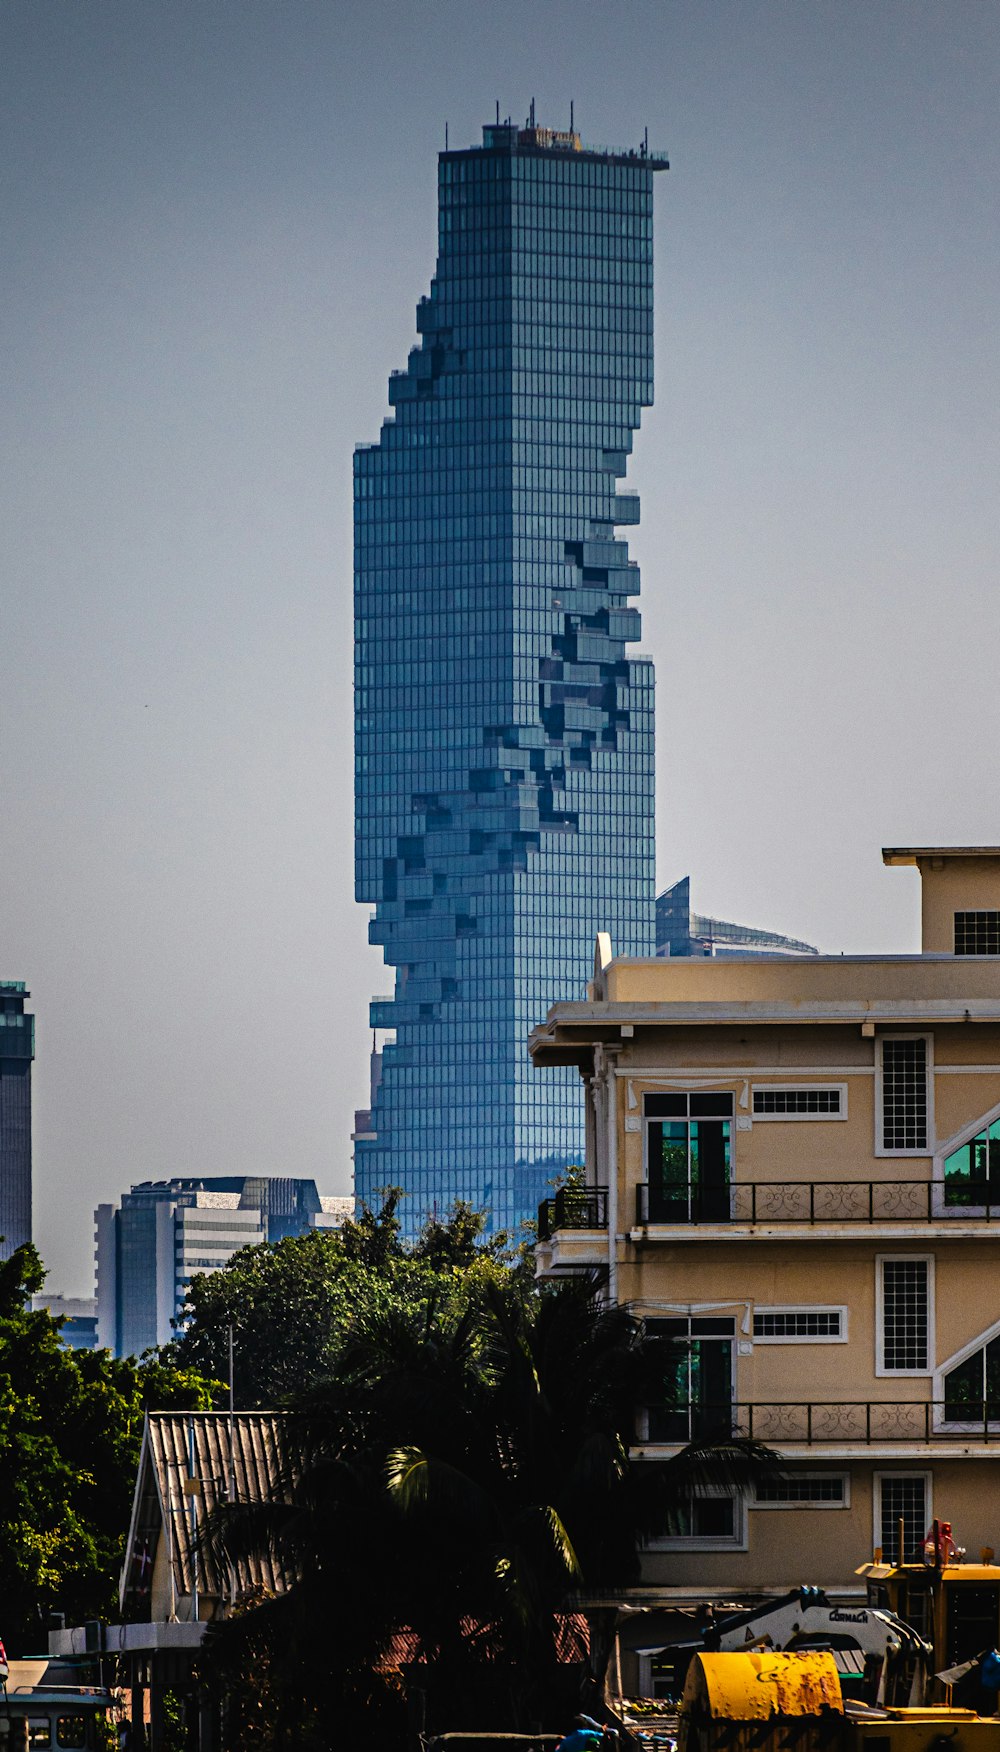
(875, 1034, 934, 1158)
(873, 1471, 932, 1563)
(932, 1096, 1000, 1218)
(875, 1254, 934, 1378)
(753, 1306, 848, 1345)
(751, 1084, 848, 1122)
(643, 1487, 747, 1552)
(933, 1315, 1000, 1433)
(752, 1471, 851, 1510)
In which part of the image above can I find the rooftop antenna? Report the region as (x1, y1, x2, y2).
(643, 125, 648, 156)
(496, 98, 500, 125)
(570, 100, 574, 134)
(530, 96, 536, 127)
(445, 120, 449, 150)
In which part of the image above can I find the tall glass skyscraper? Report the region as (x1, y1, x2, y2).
(0, 981, 33, 1258)
(354, 117, 667, 1236)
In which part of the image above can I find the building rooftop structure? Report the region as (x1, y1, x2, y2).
(656, 875, 818, 960)
(121, 1411, 294, 1620)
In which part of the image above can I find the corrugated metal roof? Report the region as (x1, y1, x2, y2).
(123, 1412, 297, 1610)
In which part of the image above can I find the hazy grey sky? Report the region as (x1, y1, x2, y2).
(2, 2, 997, 1293)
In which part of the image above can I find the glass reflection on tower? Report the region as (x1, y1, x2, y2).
(354, 118, 667, 1236)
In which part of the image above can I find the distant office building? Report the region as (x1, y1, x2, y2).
(95, 1176, 346, 1357)
(355, 116, 667, 1235)
(34, 1294, 99, 1351)
(656, 876, 818, 960)
(315, 1193, 354, 1228)
(351, 1049, 382, 1158)
(0, 981, 34, 1257)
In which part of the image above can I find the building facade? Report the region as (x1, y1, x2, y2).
(656, 875, 818, 959)
(0, 980, 33, 1257)
(96, 1176, 347, 1356)
(533, 847, 1000, 1611)
(34, 1293, 99, 1350)
(355, 117, 667, 1235)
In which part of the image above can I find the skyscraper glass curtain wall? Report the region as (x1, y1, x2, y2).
(354, 119, 667, 1235)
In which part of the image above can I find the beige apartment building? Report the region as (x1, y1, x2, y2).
(531, 848, 1000, 1607)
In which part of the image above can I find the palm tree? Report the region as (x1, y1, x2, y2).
(203, 1271, 776, 1747)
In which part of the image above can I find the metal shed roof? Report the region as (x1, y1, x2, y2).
(121, 1411, 297, 1613)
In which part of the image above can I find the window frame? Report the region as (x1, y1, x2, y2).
(875, 1254, 934, 1378)
(642, 1089, 736, 1223)
(751, 1084, 848, 1122)
(873, 1470, 932, 1564)
(954, 911, 1000, 956)
(933, 1315, 1000, 1432)
(753, 1306, 848, 1345)
(642, 1485, 748, 1552)
(933, 1097, 1000, 1217)
(637, 1313, 736, 1445)
(875, 1034, 934, 1158)
(752, 1471, 850, 1510)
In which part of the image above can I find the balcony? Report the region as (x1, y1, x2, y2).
(633, 1179, 1000, 1239)
(535, 1186, 608, 1276)
(638, 1400, 1000, 1456)
(538, 1185, 608, 1241)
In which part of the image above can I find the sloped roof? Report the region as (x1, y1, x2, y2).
(122, 1411, 297, 1614)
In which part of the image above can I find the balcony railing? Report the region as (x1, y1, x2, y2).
(643, 1401, 1000, 1445)
(537, 1186, 609, 1243)
(635, 1180, 1000, 1226)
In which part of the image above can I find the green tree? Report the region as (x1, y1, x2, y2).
(0, 1245, 221, 1652)
(170, 1194, 522, 1407)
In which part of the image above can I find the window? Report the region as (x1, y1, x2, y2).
(943, 1115, 1000, 1208)
(877, 1257, 932, 1375)
(56, 1722, 86, 1751)
(754, 1308, 846, 1343)
(752, 1086, 845, 1119)
(955, 912, 1000, 955)
(28, 1724, 51, 1750)
(754, 1473, 848, 1507)
(644, 1092, 733, 1222)
(939, 1324, 1000, 1428)
(875, 1473, 929, 1564)
(645, 1488, 744, 1548)
(643, 1315, 734, 1443)
(879, 1038, 930, 1153)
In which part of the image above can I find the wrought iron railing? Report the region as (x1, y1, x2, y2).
(537, 1186, 609, 1242)
(635, 1179, 1000, 1226)
(642, 1401, 1000, 1445)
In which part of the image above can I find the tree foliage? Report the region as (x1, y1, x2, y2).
(202, 1266, 776, 1750)
(0, 1245, 221, 1651)
(170, 1192, 523, 1407)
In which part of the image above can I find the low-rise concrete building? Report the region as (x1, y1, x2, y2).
(532, 847, 1000, 1614)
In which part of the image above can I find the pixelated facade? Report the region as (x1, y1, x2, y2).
(355, 119, 667, 1234)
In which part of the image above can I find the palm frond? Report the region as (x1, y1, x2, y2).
(662, 1436, 782, 1498)
(386, 1444, 501, 1532)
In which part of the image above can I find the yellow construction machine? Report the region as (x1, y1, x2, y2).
(678, 1650, 1000, 1752)
(676, 1524, 1000, 1752)
(857, 1551, 1000, 1710)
